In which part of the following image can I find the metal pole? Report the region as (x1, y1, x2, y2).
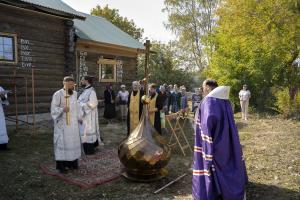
(32, 67, 36, 134)
(13, 69, 18, 131)
(25, 77, 28, 123)
(75, 50, 79, 90)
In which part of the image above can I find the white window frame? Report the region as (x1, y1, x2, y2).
(0, 32, 18, 64)
(98, 58, 117, 83)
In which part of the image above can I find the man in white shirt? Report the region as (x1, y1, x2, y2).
(239, 84, 251, 120)
(117, 85, 129, 121)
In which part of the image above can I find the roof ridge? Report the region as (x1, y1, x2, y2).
(18, 0, 85, 19)
(78, 12, 143, 42)
(74, 12, 145, 50)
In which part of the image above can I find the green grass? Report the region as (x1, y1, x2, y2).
(0, 114, 299, 200)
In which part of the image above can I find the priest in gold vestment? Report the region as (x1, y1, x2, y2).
(127, 81, 144, 135)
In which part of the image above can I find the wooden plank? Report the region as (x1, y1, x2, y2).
(17, 55, 65, 65)
(77, 39, 140, 56)
(0, 69, 64, 78)
(0, 6, 71, 114)
(0, 6, 65, 30)
(17, 52, 65, 62)
(0, 9, 65, 33)
(0, 79, 63, 87)
(17, 45, 64, 56)
(77, 45, 138, 58)
(22, 69, 64, 76)
(0, 68, 64, 77)
(9, 95, 52, 104)
(0, 23, 65, 44)
(14, 60, 65, 68)
(0, 17, 65, 35)
(0, 13, 65, 44)
(19, 63, 64, 70)
(17, 38, 65, 50)
(15, 88, 60, 96)
(4, 103, 51, 115)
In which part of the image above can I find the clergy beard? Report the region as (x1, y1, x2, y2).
(81, 84, 86, 88)
(68, 89, 73, 95)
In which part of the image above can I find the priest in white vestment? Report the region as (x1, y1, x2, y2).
(51, 76, 81, 174)
(78, 76, 102, 155)
(0, 86, 9, 151)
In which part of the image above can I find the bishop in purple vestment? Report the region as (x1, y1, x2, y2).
(192, 79, 247, 200)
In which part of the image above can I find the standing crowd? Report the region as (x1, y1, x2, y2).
(48, 77, 206, 174)
(0, 76, 250, 200)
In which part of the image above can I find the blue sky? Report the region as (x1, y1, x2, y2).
(62, 0, 175, 42)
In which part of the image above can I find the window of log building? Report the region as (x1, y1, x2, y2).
(0, 33, 17, 63)
(98, 58, 117, 82)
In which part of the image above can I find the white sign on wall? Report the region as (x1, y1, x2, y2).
(20, 39, 33, 68)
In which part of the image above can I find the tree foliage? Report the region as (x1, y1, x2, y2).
(137, 42, 197, 89)
(91, 5, 144, 40)
(205, 0, 300, 111)
(90, 5, 197, 89)
(163, 0, 219, 70)
(275, 88, 300, 118)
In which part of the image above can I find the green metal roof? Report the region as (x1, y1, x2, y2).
(74, 13, 145, 50)
(17, 0, 84, 19)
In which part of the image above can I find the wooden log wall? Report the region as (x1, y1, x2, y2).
(0, 6, 73, 115)
(76, 49, 138, 104)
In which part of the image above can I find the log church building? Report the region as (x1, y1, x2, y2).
(0, 0, 144, 115)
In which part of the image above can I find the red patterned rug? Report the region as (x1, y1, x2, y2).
(40, 149, 121, 189)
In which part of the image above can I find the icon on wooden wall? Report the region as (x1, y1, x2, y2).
(98, 58, 117, 83)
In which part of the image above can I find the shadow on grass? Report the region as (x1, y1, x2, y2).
(247, 182, 300, 200)
(236, 121, 248, 129)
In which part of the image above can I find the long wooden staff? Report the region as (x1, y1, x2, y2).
(64, 84, 71, 126)
(153, 173, 187, 194)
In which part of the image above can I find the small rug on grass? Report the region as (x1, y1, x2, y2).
(40, 149, 121, 189)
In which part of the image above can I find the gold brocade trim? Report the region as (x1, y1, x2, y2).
(149, 93, 158, 126)
(194, 146, 202, 152)
(129, 90, 140, 132)
(200, 132, 213, 143)
(193, 169, 211, 176)
(194, 146, 213, 161)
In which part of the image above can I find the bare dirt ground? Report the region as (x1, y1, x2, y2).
(0, 113, 299, 200)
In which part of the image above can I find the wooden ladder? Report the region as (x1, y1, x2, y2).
(166, 113, 192, 156)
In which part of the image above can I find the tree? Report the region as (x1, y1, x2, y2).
(206, 0, 300, 111)
(137, 42, 196, 89)
(163, 0, 219, 70)
(91, 5, 144, 40)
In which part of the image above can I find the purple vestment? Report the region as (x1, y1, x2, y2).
(192, 86, 247, 200)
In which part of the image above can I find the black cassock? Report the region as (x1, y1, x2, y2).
(151, 92, 166, 135)
(104, 89, 116, 119)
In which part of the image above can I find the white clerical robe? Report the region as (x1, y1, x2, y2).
(0, 86, 9, 145)
(51, 89, 81, 161)
(78, 86, 100, 144)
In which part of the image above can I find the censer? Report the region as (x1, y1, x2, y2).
(118, 40, 171, 181)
